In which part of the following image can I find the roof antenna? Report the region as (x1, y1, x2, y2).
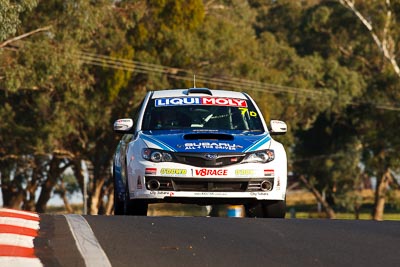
(193, 74, 196, 88)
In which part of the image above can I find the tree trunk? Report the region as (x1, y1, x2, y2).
(105, 187, 114, 215)
(36, 158, 69, 213)
(71, 159, 88, 214)
(99, 182, 114, 215)
(338, 0, 400, 77)
(86, 159, 113, 215)
(2, 187, 25, 210)
(72, 160, 85, 196)
(35, 178, 56, 213)
(59, 180, 74, 214)
(1, 171, 26, 210)
(373, 169, 392, 221)
(299, 175, 336, 219)
(89, 179, 105, 215)
(23, 183, 38, 212)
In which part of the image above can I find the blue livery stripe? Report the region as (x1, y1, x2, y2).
(243, 135, 271, 152)
(141, 135, 177, 152)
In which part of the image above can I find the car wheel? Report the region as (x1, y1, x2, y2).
(113, 168, 124, 215)
(126, 199, 148, 216)
(124, 183, 148, 216)
(261, 200, 286, 218)
(244, 202, 262, 218)
(114, 191, 124, 215)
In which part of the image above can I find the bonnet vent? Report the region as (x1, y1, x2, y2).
(185, 88, 212, 95)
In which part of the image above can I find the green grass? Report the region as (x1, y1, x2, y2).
(286, 201, 400, 220)
(288, 211, 400, 220)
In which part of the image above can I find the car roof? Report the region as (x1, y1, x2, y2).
(150, 88, 248, 99)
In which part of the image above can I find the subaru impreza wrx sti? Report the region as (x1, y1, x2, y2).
(113, 88, 288, 217)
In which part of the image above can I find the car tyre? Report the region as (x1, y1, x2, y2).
(113, 168, 124, 215)
(125, 199, 148, 216)
(261, 200, 286, 218)
(245, 200, 286, 218)
(124, 183, 148, 216)
(113, 191, 124, 215)
(244, 202, 263, 218)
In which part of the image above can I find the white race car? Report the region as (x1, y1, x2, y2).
(113, 88, 288, 217)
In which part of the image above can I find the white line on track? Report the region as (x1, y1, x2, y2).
(64, 214, 112, 267)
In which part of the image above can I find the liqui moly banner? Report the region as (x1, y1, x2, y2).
(155, 97, 248, 107)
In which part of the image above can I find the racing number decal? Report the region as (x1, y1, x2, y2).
(250, 111, 257, 117)
(239, 108, 247, 116)
(239, 108, 258, 117)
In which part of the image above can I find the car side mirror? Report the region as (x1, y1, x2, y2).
(269, 120, 287, 135)
(114, 118, 134, 133)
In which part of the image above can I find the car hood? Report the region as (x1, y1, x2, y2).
(139, 130, 271, 153)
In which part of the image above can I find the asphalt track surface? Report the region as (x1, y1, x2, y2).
(33, 214, 400, 267)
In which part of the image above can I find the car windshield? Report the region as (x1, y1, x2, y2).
(141, 97, 264, 131)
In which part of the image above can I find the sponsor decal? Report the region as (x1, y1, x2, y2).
(160, 168, 187, 175)
(116, 119, 131, 123)
(137, 176, 142, 189)
(195, 169, 228, 176)
(235, 169, 255, 176)
(185, 142, 243, 150)
(193, 192, 228, 196)
(276, 176, 281, 190)
(155, 97, 247, 107)
(273, 120, 286, 125)
(264, 169, 274, 177)
(114, 119, 132, 131)
(252, 192, 269, 196)
(155, 191, 170, 195)
(145, 168, 157, 175)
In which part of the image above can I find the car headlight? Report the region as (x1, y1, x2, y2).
(142, 148, 173, 162)
(242, 149, 275, 163)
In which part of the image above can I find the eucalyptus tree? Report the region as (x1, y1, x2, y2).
(248, 0, 368, 218)
(332, 0, 400, 220)
(0, 0, 38, 42)
(257, 0, 400, 219)
(32, 0, 148, 214)
(0, 0, 118, 212)
(0, 0, 41, 209)
(338, 0, 400, 77)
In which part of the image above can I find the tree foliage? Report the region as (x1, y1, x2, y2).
(0, 0, 37, 41)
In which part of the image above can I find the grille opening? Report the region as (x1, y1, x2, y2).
(174, 181, 248, 191)
(144, 177, 274, 192)
(174, 153, 245, 167)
